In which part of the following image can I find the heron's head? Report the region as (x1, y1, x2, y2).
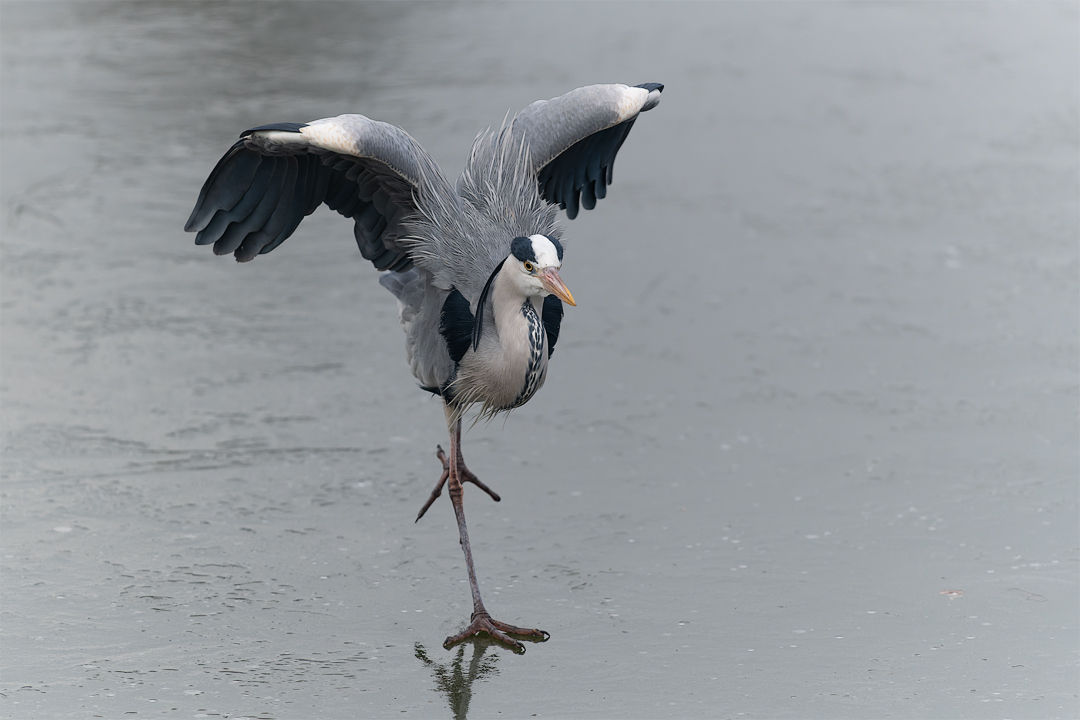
(508, 235, 576, 306)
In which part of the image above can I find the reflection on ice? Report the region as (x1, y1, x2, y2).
(415, 641, 500, 720)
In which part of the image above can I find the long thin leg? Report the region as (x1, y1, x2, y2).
(416, 446, 501, 523)
(440, 417, 548, 653)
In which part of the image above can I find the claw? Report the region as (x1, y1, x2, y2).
(443, 611, 549, 654)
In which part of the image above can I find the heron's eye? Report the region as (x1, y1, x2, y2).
(523, 261, 535, 273)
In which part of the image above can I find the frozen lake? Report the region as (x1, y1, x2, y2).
(2, 2, 1077, 718)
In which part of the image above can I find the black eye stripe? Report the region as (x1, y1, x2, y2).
(510, 236, 538, 264)
(511, 235, 563, 265)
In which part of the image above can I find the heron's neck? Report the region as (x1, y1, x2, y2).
(491, 263, 543, 338)
(491, 264, 545, 377)
(488, 266, 546, 407)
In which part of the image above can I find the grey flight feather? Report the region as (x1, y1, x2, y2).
(509, 83, 656, 172)
(186, 114, 455, 267)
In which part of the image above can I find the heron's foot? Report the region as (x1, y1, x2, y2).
(441, 445, 501, 502)
(415, 445, 500, 522)
(443, 611, 549, 654)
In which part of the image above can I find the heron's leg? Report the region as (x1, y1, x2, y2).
(442, 418, 549, 654)
(415, 443, 501, 523)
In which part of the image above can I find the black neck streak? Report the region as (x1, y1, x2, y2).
(472, 259, 506, 351)
(512, 299, 546, 408)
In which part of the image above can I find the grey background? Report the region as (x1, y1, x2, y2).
(2, 2, 1077, 718)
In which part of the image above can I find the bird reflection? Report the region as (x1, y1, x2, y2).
(415, 640, 500, 719)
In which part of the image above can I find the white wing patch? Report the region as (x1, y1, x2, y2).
(244, 130, 311, 153)
(300, 117, 362, 156)
(614, 85, 650, 124)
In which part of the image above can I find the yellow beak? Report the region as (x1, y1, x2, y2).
(539, 267, 576, 306)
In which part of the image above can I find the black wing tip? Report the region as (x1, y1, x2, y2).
(636, 83, 663, 112)
(184, 140, 257, 233)
(239, 122, 309, 138)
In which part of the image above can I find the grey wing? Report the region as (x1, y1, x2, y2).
(379, 267, 453, 391)
(511, 82, 663, 219)
(184, 115, 448, 268)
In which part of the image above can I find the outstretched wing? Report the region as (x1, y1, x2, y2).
(510, 82, 663, 219)
(184, 115, 447, 268)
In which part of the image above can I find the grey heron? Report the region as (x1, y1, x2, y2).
(184, 82, 664, 653)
